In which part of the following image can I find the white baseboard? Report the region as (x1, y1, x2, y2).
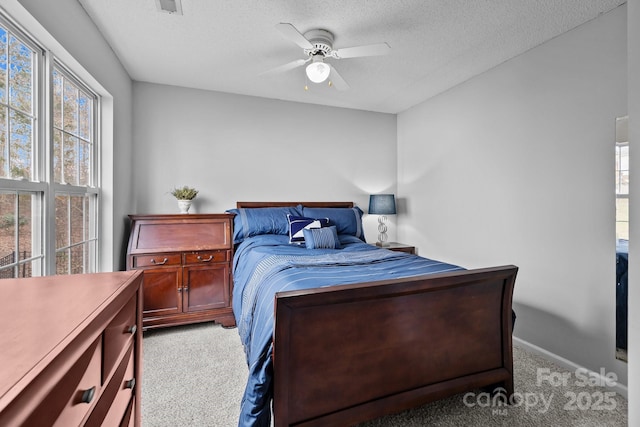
(513, 336, 628, 399)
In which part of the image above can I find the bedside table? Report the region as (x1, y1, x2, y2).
(374, 242, 416, 255)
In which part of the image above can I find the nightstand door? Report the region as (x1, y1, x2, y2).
(140, 267, 183, 317)
(182, 263, 230, 312)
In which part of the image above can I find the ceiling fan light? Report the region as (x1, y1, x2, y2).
(306, 61, 330, 83)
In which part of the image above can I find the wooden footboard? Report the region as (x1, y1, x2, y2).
(273, 265, 518, 427)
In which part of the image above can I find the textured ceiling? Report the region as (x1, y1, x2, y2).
(77, 0, 624, 114)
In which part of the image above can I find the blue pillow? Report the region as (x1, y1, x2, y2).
(303, 226, 341, 249)
(301, 206, 365, 240)
(287, 215, 330, 244)
(226, 206, 302, 244)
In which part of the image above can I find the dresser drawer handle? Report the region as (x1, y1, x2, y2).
(81, 386, 96, 404)
(125, 378, 136, 390)
(197, 255, 214, 262)
(128, 324, 137, 335)
(150, 257, 168, 265)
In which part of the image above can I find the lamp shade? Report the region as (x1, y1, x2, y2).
(368, 194, 396, 215)
(306, 57, 330, 83)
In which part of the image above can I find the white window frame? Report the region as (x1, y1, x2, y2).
(0, 11, 101, 277)
(49, 60, 100, 275)
(615, 141, 629, 241)
(0, 14, 46, 277)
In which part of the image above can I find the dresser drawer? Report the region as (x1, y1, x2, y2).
(132, 254, 181, 268)
(119, 396, 136, 427)
(101, 347, 135, 427)
(22, 337, 102, 427)
(184, 250, 228, 264)
(103, 293, 138, 380)
(85, 344, 135, 427)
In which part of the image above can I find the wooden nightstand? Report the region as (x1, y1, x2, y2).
(373, 242, 416, 254)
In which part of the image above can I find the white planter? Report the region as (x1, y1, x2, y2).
(177, 199, 192, 214)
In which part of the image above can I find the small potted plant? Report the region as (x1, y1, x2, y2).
(171, 186, 198, 213)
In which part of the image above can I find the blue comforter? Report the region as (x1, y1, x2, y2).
(233, 234, 464, 427)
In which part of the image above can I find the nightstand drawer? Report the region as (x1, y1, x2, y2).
(132, 254, 181, 268)
(372, 242, 416, 254)
(387, 245, 415, 254)
(184, 251, 228, 264)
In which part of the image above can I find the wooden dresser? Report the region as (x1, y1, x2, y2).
(0, 270, 143, 427)
(126, 214, 235, 329)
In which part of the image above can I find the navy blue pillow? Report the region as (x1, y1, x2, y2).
(303, 226, 341, 249)
(302, 206, 365, 240)
(226, 206, 302, 244)
(287, 215, 330, 244)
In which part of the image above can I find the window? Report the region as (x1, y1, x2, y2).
(52, 66, 98, 275)
(0, 14, 99, 278)
(0, 191, 40, 278)
(615, 133, 628, 241)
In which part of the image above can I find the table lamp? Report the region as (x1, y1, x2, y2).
(368, 194, 396, 246)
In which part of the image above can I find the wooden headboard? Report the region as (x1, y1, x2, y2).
(236, 201, 354, 208)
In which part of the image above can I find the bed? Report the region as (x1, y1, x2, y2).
(228, 202, 518, 427)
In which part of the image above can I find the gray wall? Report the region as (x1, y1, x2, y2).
(398, 5, 628, 386)
(132, 82, 397, 240)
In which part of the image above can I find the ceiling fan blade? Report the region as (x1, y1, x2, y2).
(333, 42, 391, 59)
(328, 65, 349, 91)
(259, 58, 309, 76)
(276, 23, 313, 50)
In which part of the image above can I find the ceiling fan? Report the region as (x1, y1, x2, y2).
(262, 23, 391, 91)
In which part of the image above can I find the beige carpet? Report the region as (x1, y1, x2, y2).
(142, 323, 627, 427)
